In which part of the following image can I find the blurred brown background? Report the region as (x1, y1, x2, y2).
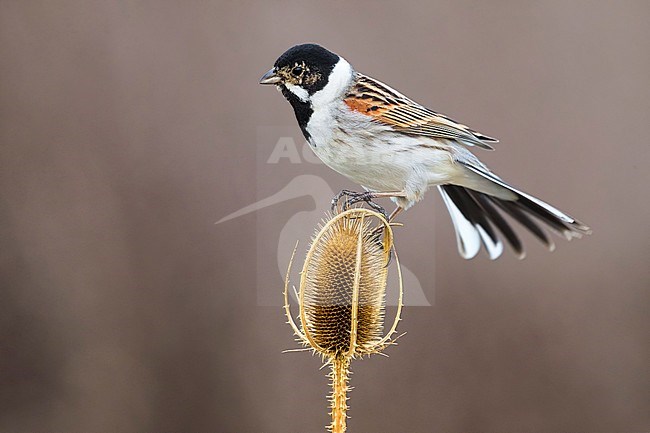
(1, 1, 649, 432)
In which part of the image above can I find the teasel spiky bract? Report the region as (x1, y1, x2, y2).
(284, 208, 403, 433)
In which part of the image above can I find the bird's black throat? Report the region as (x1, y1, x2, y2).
(280, 84, 313, 141)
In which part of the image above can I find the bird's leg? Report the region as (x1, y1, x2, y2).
(352, 191, 406, 221)
(388, 206, 403, 222)
(331, 190, 388, 219)
(363, 191, 408, 200)
(331, 190, 407, 221)
(332, 190, 388, 220)
(370, 206, 403, 240)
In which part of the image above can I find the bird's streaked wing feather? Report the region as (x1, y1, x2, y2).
(344, 73, 497, 150)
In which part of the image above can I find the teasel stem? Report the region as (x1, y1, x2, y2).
(328, 211, 364, 433)
(329, 354, 350, 433)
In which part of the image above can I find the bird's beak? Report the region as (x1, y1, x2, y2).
(259, 68, 282, 85)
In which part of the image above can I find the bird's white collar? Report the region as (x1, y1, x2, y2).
(311, 57, 353, 108)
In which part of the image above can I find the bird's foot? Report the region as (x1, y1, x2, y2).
(330, 189, 356, 211)
(330, 190, 396, 266)
(330, 190, 389, 220)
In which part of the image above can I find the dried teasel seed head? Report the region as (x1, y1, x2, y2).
(284, 208, 403, 360)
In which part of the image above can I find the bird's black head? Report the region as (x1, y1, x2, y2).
(259, 44, 340, 96)
(259, 44, 348, 141)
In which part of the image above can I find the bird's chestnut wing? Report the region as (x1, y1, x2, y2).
(344, 73, 497, 150)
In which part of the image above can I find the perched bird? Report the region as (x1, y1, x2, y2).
(259, 43, 590, 259)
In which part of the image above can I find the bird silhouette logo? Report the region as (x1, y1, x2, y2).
(217, 174, 432, 306)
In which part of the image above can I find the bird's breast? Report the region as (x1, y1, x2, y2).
(304, 104, 420, 191)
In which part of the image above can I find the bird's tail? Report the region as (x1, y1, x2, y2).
(438, 163, 591, 259)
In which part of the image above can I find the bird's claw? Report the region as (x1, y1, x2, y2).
(330, 190, 389, 221)
(330, 189, 357, 212)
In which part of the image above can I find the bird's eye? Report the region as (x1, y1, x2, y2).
(291, 66, 303, 76)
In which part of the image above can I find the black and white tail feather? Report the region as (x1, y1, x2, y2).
(439, 163, 591, 260)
